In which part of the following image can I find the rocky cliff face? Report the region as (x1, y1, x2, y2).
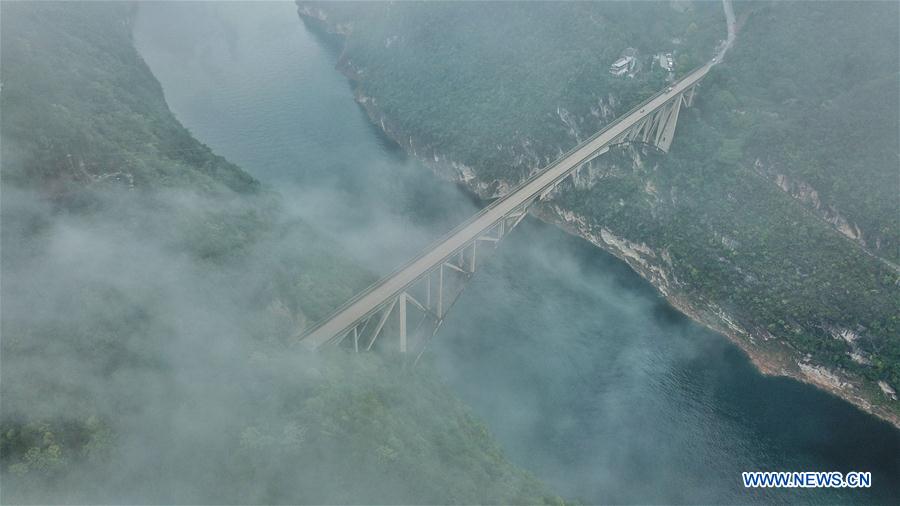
(753, 159, 899, 271)
(536, 202, 899, 427)
(353, 84, 900, 427)
(298, 6, 900, 429)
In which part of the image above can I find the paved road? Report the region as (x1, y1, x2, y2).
(300, 61, 715, 348)
(721, 0, 736, 60)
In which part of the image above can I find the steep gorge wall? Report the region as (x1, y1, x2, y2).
(297, 5, 900, 429)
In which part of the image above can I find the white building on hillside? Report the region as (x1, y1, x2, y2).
(609, 56, 634, 76)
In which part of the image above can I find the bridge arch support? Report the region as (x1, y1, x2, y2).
(314, 202, 533, 363)
(608, 82, 698, 154)
(297, 65, 711, 359)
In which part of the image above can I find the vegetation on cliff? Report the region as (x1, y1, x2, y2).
(299, 0, 900, 420)
(0, 3, 558, 503)
(299, 0, 722, 181)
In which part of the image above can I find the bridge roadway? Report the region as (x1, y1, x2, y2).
(300, 60, 715, 349)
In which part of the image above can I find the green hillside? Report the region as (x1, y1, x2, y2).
(302, 1, 723, 182)
(299, 0, 900, 421)
(0, 3, 558, 503)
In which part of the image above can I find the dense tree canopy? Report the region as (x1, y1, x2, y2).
(0, 3, 559, 503)
(302, 0, 900, 418)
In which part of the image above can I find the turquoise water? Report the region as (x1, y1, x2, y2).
(134, 2, 900, 503)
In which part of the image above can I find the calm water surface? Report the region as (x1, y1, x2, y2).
(134, 2, 900, 503)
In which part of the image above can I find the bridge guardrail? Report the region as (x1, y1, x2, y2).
(298, 63, 710, 340)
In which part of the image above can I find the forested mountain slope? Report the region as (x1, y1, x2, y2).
(302, 1, 723, 183)
(0, 3, 559, 503)
(724, 1, 899, 264)
(299, 0, 900, 426)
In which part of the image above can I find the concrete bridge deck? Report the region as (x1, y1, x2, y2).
(299, 60, 715, 351)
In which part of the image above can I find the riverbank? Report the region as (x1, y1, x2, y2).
(0, 3, 567, 502)
(532, 205, 900, 429)
(297, 5, 900, 430)
(359, 84, 900, 429)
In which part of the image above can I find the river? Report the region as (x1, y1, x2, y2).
(133, 2, 900, 503)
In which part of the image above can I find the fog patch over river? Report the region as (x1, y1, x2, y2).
(133, 2, 900, 503)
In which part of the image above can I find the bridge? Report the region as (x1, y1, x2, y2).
(297, 60, 716, 360)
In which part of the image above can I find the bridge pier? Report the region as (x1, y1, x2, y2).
(437, 265, 444, 318)
(684, 85, 696, 107)
(322, 204, 534, 359)
(398, 292, 407, 353)
(297, 64, 711, 357)
(607, 83, 698, 154)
